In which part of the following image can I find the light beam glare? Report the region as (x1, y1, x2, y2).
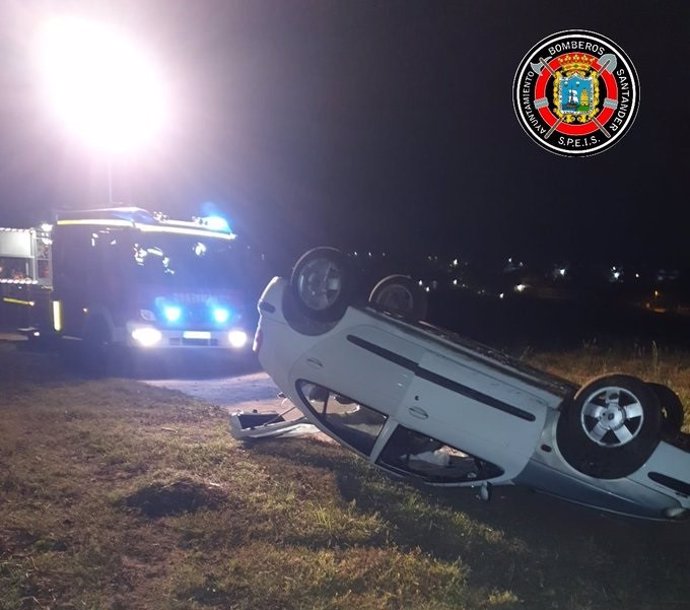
(35, 16, 170, 153)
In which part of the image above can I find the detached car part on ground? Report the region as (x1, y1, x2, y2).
(231, 247, 690, 521)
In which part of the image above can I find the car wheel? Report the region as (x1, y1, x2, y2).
(648, 382, 685, 433)
(369, 275, 428, 321)
(290, 247, 354, 323)
(557, 374, 662, 479)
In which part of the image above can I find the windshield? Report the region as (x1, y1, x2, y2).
(296, 380, 387, 455)
(118, 232, 246, 290)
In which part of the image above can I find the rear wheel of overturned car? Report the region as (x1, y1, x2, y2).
(647, 382, 685, 434)
(369, 274, 428, 321)
(557, 375, 662, 479)
(290, 247, 355, 323)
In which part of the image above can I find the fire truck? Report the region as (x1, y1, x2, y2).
(0, 207, 261, 371)
(0, 225, 53, 331)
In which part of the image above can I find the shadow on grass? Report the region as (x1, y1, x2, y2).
(124, 478, 228, 518)
(250, 437, 690, 608)
(14, 337, 261, 381)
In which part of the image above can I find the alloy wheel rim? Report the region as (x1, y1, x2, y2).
(580, 386, 644, 447)
(298, 259, 343, 311)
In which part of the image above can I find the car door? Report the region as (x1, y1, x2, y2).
(294, 379, 390, 457)
(287, 322, 423, 418)
(392, 350, 549, 482)
(374, 421, 504, 485)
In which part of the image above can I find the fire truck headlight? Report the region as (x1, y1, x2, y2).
(131, 326, 162, 347)
(228, 329, 248, 349)
(140, 308, 156, 321)
(163, 305, 182, 323)
(213, 307, 230, 324)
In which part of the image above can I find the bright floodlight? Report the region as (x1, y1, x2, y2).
(35, 17, 169, 153)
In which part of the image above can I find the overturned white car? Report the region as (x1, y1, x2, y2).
(232, 247, 690, 521)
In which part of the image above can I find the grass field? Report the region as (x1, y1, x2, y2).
(2, 340, 690, 609)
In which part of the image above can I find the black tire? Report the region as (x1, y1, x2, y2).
(290, 247, 354, 323)
(557, 374, 662, 479)
(81, 319, 115, 378)
(648, 383, 685, 433)
(369, 275, 428, 321)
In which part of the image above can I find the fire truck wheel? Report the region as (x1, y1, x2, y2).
(82, 321, 115, 377)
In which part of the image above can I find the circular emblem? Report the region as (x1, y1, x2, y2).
(513, 30, 640, 156)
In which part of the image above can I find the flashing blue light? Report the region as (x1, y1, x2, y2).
(163, 305, 182, 323)
(213, 307, 231, 324)
(203, 215, 231, 233)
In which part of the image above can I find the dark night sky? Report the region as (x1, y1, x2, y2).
(0, 0, 689, 269)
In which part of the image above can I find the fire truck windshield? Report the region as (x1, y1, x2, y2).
(124, 233, 245, 290)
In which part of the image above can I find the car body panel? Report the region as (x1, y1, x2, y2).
(629, 442, 690, 499)
(289, 325, 419, 417)
(514, 459, 680, 520)
(394, 351, 548, 482)
(373, 313, 577, 403)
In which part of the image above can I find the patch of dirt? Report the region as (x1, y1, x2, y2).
(125, 478, 227, 518)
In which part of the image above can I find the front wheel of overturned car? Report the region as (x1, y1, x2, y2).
(369, 274, 428, 321)
(290, 247, 355, 323)
(557, 374, 662, 479)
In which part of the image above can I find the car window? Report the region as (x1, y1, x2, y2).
(378, 425, 503, 483)
(296, 380, 387, 455)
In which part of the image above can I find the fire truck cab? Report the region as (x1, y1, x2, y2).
(2, 207, 261, 371)
(51, 207, 258, 360)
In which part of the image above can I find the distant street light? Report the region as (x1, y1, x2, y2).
(34, 16, 170, 202)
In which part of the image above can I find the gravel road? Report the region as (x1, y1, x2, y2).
(142, 366, 323, 437)
(143, 370, 284, 412)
